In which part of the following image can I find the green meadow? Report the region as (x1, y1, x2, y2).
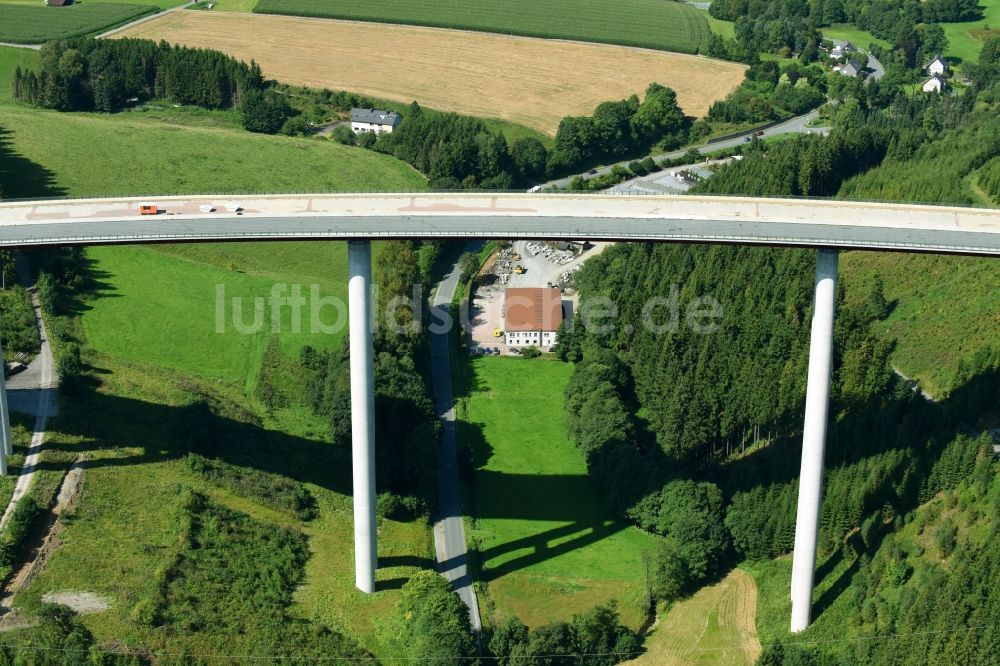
(455, 356, 660, 630)
(0, 44, 432, 658)
(0, 3, 155, 44)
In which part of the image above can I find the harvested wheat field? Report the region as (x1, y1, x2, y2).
(625, 568, 762, 666)
(114, 12, 746, 135)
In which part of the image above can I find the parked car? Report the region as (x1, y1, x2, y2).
(743, 136, 752, 143)
(754, 130, 765, 137)
(587, 169, 598, 175)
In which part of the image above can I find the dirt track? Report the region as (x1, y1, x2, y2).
(626, 568, 762, 665)
(114, 12, 746, 135)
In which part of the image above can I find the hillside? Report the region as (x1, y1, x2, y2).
(0, 57, 435, 658)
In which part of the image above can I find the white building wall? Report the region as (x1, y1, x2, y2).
(505, 330, 558, 348)
(922, 78, 943, 93)
(351, 122, 396, 134)
(927, 60, 947, 75)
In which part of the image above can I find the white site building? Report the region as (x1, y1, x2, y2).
(503, 287, 563, 349)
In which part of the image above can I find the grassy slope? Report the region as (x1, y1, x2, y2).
(752, 469, 997, 656)
(626, 569, 760, 666)
(0, 105, 424, 196)
(940, 0, 1000, 65)
(841, 252, 1000, 398)
(1, 53, 430, 657)
(0, 3, 156, 44)
(253, 0, 712, 55)
(820, 24, 892, 50)
(0, 47, 37, 105)
(456, 356, 660, 630)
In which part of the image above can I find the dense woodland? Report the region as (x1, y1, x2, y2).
(551, 36, 1000, 665)
(13, 39, 291, 133)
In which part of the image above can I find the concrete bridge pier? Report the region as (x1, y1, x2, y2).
(0, 337, 9, 475)
(348, 240, 377, 593)
(790, 248, 839, 633)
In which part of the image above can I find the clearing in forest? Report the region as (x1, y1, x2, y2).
(626, 568, 761, 666)
(114, 12, 747, 135)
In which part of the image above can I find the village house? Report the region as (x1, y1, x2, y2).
(925, 54, 949, 77)
(922, 74, 948, 93)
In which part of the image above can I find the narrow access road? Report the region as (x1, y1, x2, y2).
(543, 108, 824, 190)
(0, 266, 58, 530)
(430, 243, 483, 632)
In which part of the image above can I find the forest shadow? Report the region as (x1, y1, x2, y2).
(718, 364, 1000, 498)
(0, 128, 66, 200)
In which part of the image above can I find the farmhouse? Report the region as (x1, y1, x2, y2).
(503, 287, 563, 349)
(925, 54, 949, 76)
(350, 107, 401, 134)
(922, 74, 948, 93)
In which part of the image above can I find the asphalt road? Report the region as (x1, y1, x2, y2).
(543, 109, 824, 189)
(0, 265, 57, 530)
(430, 244, 483, 631)
(1, 193, 998, 256)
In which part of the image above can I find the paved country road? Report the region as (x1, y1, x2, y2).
(0, 264, 58, 530)
(543, 108, 824, 189)
(430, 243, 484, 632)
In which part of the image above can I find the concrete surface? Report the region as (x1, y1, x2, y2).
(2, 193, 998, 255)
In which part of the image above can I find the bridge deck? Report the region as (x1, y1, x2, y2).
(0, 193, 997, 255)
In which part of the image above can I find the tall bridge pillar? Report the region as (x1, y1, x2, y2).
(0, 337, 10, 476)
(790, 248, 838, 633)
(348, 240, 377, 593)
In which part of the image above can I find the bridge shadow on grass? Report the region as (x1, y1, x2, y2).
(35, 373, 357, 497)
(0, 128, 66, 200)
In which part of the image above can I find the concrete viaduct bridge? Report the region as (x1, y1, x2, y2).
(0, 192, 998, 634)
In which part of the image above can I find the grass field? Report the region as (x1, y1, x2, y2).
(820, 24, 891, 50)
(941, 0, 1000, 65)
(625, 569, 761, 666)
(0, 55, 436, 657)
(0, 2, 156, 43)
(841, 252, 1000, 399)
(253, 0, 711, 54)
(114, 12, 747, 134)
(0, 104, 425, 196)
(0, 46, 37, 105)
(455, 356, 660, 630)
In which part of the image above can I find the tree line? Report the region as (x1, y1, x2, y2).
(336, 83, 689, 189)
(13, 38, 292, 134)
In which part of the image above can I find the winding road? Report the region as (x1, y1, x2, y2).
(429, 244, 483, 631)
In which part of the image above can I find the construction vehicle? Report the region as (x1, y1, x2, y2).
(514, 265, 525, 274)
(513, 253, 522, 261)
(139, 203, 158, 215)
(493, 328, 503, 338)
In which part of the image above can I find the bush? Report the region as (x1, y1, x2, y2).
(241, 88, 292, 134)
(331, 124, 355, 145)
(377, 492, 428, 521)
(520, 345, 541, 359)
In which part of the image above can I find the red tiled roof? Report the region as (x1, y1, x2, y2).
(504, 287, 562, 332)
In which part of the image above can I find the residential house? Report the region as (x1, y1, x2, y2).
(925, 54, 949, 76)
(835, 58, 863, 77)
(922, 74, 948, 93)
(830, 41, 857, 59)
(350, 108, 401, 134)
